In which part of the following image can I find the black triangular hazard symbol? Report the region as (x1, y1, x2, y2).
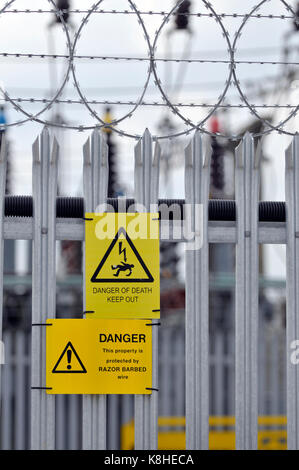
(52, 342, 87, 374)
(91, 227, 154, 283)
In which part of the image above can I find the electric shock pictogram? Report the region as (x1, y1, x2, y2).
(91, 227, 153, 283)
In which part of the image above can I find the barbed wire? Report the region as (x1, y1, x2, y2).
(0, 51, 297, 66)
(1, 96, 296, 109)
(1, 8, 297, 20)
(0, 0, 298, 140)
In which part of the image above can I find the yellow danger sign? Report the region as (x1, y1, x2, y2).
(46, 319, 152, 395)
(85, 213, 160, 319)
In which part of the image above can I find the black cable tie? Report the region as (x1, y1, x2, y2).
(152, 309, 160, 313)
(83, 217, 94, 221)
(31, 387, 53, 390)
(32, 323, 53, 326)
(83, 310, 95, 314)
(146, 322, 161, 326)
(146, 387, 159, 392)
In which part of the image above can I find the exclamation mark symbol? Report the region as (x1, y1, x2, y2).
(67, 348, 72, 370)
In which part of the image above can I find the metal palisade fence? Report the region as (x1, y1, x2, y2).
(0, 127, 298, 450)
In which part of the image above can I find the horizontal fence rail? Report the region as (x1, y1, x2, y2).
(2, 196, 287, 222)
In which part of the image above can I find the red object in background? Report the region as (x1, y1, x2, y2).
(210, 115, 220, 134)
(161, 288, 185, 310)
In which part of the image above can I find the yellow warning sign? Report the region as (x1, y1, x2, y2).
(46, 319, 152, 394)
(85, 213, 160, 319)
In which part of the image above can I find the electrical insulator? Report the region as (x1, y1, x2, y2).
(294, 2, 299, 31)
(210, 115, 220, 134)
(103, 107, 117, 197)
(5, 144, 11, 195)
(103, 106, 112, 134)
(0, 106, 9, 194)
(0, 131, 4, 156)
(0, 106, 6, 126)
(107, 134, 118, 198)
(210, 137, 224, 192)
(175, 0, 191, 30)
(56, 0, 70, 24)
(0, 106, 6, 150)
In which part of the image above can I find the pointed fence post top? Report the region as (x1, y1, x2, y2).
(41, 126, 50, 140)
(153, 141, 161, 168)
(40, 126, 50, 156)
(135, 129, 153, 166)
(93, 129, 108, 169)
(235, 138, 244, 169)
(185, 131, 212, 169)
(254, 137, 263, 169)
(134, 128, 160, 208)
(51, 137, 59, 165)
(143, 128, 152, 141)
(90, 128, 101, 153)
(150, 142, 161, 206)
(236, 132, 257, 169)
(203, 136, 212, 169)
(142, 128, 153, 166)
(185, 140, 193, 168)
(193, 131, 204, 168)
(286, 140, 294, 169)
(91, 127, 100, 140)
(32, 136, 40, 163)
(0, 135, 7, 164)
(100, 137, 108, 168)
(134, 138, 143, 166)
(285, 135, 299, 170)
(235, 136, 245, 169)
(244, 130, 253, 143)
(193, 129, 203, 148)
(244, 132, 255, 166)
(83, 137, 91, 166)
